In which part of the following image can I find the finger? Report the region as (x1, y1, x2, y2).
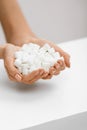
(57, 60, 66, 71)
(54, 71, 60, 75)
(6, 70, 17, 82)
(15, 74, 22, 82)
(5, 66, 16, 81)
(54, 63, 61, 75)
(22, 70, 44, 84)
(9, 75, 16, 82)
(22, 69, 43, 82)
(7, 65, 22, 81)
(62, 52, 70, 68)
(40, 68, 53, 79)
(54, 62, 60, 70)
(28, 75, 41, 84)
(40, 39, 71, 67)
(28, 69, 44, 83)
(5, 58, 22, 81)
(6, 68, 20, 82)
(42, 74, 52, 80)
(49, 64, 61, 76)
(49, 67, 56, 75)
(41, 71, 49, 78)
(22, 70, 39, 82)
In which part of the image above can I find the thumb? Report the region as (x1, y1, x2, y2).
(7, 61, 22, 81)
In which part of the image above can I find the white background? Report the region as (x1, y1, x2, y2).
(0, 1, 87, 130)
(0, 0, 87, 44)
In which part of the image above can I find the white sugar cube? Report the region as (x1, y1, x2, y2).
(15, 51, 24, 59)
(22, 68, 29, 75)
(48, 48, 55, 54)
(14, 43, 63, 75)
(42, 44, 51, 50)
(18, 66, 23, 73)
(53, 52, 60, 60)
(21, 44, 29, 51)
(14, 59, 22, 68)
(29, 66, 37, 73)
(59, 56, 64, 60)
(21, 55, 28, 62)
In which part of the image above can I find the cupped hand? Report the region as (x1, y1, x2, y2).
(3, 37, 70, 84)
(19, 37, 70, 79)
(3, 44, 45, 84)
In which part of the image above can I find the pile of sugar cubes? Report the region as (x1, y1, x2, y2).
(14, 43, 63, 75)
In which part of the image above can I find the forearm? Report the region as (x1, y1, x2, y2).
(0, 0, 36, 46)
(0, 44, 6, 59)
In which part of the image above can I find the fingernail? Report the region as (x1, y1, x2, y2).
(15, 74, 22, 81)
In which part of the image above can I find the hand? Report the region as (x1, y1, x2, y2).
(0, 0, 70, 81)
(16, 37, 70, 79)
(3, 44, 46, 84)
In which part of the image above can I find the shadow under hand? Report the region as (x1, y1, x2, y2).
(0, 61, 57, 103)
(0, 77, 54, 103)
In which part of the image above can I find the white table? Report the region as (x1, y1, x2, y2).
(0, 38, 87, 130)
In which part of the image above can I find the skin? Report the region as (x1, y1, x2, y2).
(0, 0, 70, 84)
(0, 44, 47, 84)
(0, 39, 70, 84)
(0, 45, 5, 59)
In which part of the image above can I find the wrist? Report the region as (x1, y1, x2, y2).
(0, 44, 7, 59)
(7, 33, 38, 46)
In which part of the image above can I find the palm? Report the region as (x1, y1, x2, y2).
(20, 37, 70, 79)
(3, 44, 46, 84)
